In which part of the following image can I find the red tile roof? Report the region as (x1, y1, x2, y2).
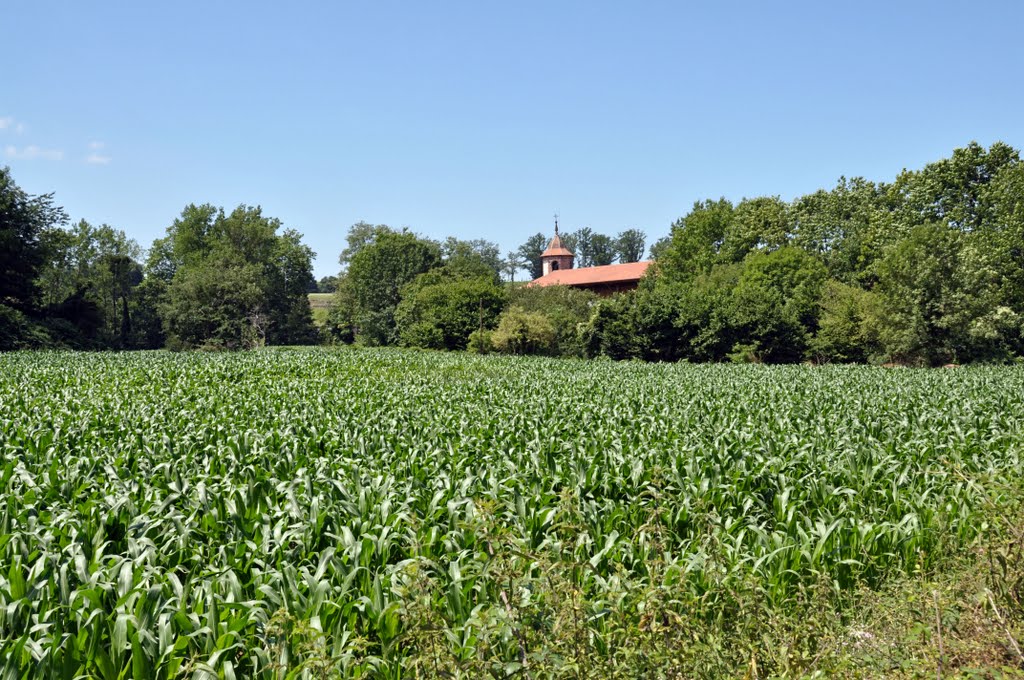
(541, 233, 574, 257)
(530, 261, 653, 287)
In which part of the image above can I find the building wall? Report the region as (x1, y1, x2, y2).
(573, 280, 641, 296)
(542, 255, 574, 276)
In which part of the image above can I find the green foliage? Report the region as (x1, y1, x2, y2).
(395, 268, 506, 351)
(466, 328, 492, 354)
(158, 205, 317, 349)
(0, 166, 67, 314)
(728, 246, 827, 362)
(583, 285, 686, 362)
(324, 276, 357, 344)
(346, 230, 441, 345)
(0, 304, 51, 350)
(1, 349, 1023, 677)
(657, 198, 733, 283)
(809, 280, 882, 363)
(874, 223, 970, 365)
(316, 275, 339, 293)
(440, 237, 503, 280)
(517, 232, 547, 280)
(589, 233, 615, 266)
(506, 284, 598, 357)
(35, 219, 147, 348)
(613, 228, 646, 263)
(490, 306, 556, 354)
(337, 221, 393, 267)
(893, 140, 1019, 233)
(719, 196, 791, 263)
(644, 142, 1024, 365)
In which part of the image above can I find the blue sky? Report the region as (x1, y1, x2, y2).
(4, 1, 1024, 278)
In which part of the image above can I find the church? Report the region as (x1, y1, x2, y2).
(528, 223, 652, 295)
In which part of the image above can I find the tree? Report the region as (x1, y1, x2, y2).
(338, 221, 395, 267)
(508, 284, 598, 357)
(789, 177, 894, 285)
(317, 275, 339, 293)
(871, 222, 1012, 365)
(395, 267, 506, 350)
(267, 228, 318, 345)
(718, 196, 790, 263)
(657, 199, 733, 284)
(590, 234, 615, 266)
(35, 219, 145, 348)
(517, 232, 548, 280)
(345, 230, 441, 345)
(0, 166, 67, 314)
(727, 246, 827, 362)
(649, 235, 672, 261)
(563, 227, 593, 267)
(583, 285, 686, 362)
(441, 237, 503, 279)
(503, 250, 525, 282)
(809, 281, 882, 363)
(162, 256, 266, 349)
(490, 306, 556, 355)
(325, 274, 357, 344)
(892, 141, 1019, 233)
(614, 228, 646, 262)
(158, 204, 317, 349)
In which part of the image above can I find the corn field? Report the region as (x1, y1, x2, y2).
(1, 348, 1022, 678)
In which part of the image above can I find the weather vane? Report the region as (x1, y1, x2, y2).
(554, 211, 559, 235)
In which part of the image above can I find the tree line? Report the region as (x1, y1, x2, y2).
(323, 142, 1024, 366)
(4, 141, 1023, 364)
(584, 142, 1024, 366)
(1, 167, 317, 350)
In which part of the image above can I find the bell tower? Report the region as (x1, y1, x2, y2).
(539, 217, 574, 277)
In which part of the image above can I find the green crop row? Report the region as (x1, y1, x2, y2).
(1, 349, 1022, 677)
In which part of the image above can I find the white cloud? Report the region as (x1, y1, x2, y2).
(85, 152, 112, 165)
(4, 145, 64, 161)
(0, 117, 26, 134)
(88, 140, 105, 150)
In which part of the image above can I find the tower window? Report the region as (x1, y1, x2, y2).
(551, 261, 560, 271)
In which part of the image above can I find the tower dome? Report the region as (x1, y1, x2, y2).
(539, 220, 574, 276)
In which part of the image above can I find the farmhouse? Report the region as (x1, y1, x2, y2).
(529, 225, 652, 295)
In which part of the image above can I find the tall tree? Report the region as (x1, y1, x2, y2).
(345, 230, 441, 345)
(0, 166, 67, 313)
(503, 250, 524, 282)
(441, 237, 503, 279)
(649, 235, 672, 261)
(658, 198, 733, 284)
(718, 196, 790, 263)
(589, 233, 615, 266)
(614, 228, 646, 262)
(517, 232, 547, 280)
(35, 219, 144, 347)
(338, 221, 394, 267)
(563, 227, 593, 267)
(158, 204, 316, 349)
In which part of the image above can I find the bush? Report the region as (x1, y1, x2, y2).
(395, 272, 505, 351)
(507, 285, 598, 357)
(809, 280, 882, 363)
(0, 304, 51, 350)
(490, 306, 556, 355)
(467, 329, 492, 354)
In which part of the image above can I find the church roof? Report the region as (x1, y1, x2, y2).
(530, 261, 653, 288)
(541, 232, 574, 258)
